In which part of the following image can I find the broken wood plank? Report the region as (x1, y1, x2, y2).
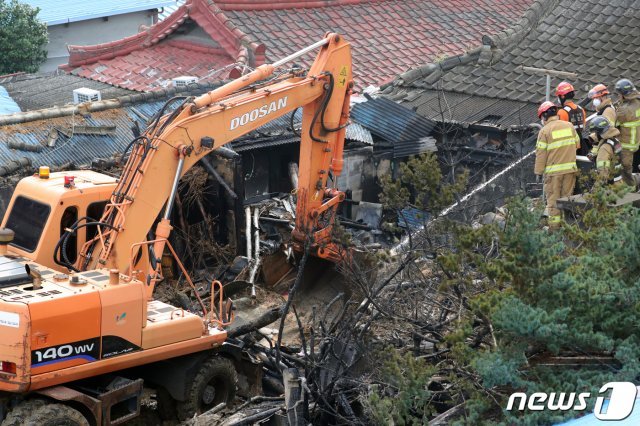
(557, 192, 640, 212)
(227, 305, 283, 338)
(185, 402, 226, 426)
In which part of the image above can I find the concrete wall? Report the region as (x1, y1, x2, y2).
(42, 10, 158, 72)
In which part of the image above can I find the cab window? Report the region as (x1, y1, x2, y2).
(86, 201, 108, 243)
(6, 196, 51, 252)
(60, 206, 78, 263)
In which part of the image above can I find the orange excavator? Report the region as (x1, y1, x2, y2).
(0, 33, 351, 425)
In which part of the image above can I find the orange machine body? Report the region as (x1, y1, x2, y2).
(0, 170, 116, 270)
(0, 258, 225, 393)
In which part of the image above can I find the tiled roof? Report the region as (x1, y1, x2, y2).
(218, 0, 535, 88)
(63, 0, 265, 92)
(0, 73, 134, 112)
(23, 0, 174, 25)
(384, 0, 640, 125)
(70, 40, 235, 92)
(64, 0, 533, 92)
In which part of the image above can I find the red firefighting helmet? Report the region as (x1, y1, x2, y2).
(537, 101, 556, 118)
(556, 81, 575, 96)
(588, 84, 609, 99)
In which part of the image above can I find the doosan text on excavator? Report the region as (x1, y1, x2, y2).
(0, 33, 352, 425)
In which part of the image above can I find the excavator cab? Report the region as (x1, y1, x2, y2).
(0, 170, 116, 270)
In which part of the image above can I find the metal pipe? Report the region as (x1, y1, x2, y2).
(245, 207, 252, 260)
(521, 66, 577, 78)
(163, 155, 185, 220)
(288, 162, 299, 190)
(272, 38, 329, 68)
(250, 208, 261, 298)
(546, 74, 551, 102)
(253, 208, 260, 260)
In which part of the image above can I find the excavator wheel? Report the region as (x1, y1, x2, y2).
(176, 356, 238, 420)
(2, 399, 88, 426)
(155, 387, 177, 420)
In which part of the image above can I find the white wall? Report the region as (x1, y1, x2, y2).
(41, 10, 157, 72)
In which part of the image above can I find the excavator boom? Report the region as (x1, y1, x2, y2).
(74, 33, 352, 293)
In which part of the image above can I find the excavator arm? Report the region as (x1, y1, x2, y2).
(76, 33, 352, 293)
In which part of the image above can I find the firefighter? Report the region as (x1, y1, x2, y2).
(589, 116, 622, 185)
(587, 84, 616, 149)
(556, 81, 587, 154)
(535, 101, 579, 227)
(614, 78, 640, 188)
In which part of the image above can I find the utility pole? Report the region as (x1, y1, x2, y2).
(521, 66, 578, 101)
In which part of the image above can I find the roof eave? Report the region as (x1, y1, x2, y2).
(43, 1, 176, 26)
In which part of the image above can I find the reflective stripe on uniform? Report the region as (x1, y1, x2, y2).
(545, 162, 577, 173)
(548, 215, 562, 224)
(620, 119, 640, 150)
(619, 120, 640, 128)
(551, 128, 574, 139)
(546, 137, 578, 150)
(536, 140, 548, 149)
(597, 160, 611, 168)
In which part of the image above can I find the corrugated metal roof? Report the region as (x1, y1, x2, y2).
(398, 206, 429, 230)
(232, 136, 299, 153)
(394, 136, 437, 158)
(0, 101, 169, 173)
(0, 87, 20, 115)
(23, 0, 175, 25)
(351, 97, 436, 144)
(0, 97, 370, 174)
(158, 0, 185, 21)
(239, 109, 373, 145)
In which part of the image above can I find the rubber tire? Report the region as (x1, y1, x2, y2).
(1, 399, 46, 426)
(176, 357, 237, 421)
(2, 399, 88, 426)
(155, 387, 178, 421)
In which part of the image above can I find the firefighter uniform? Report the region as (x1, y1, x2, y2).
(589, 99, 617, 146)
(535, 116, 580, 226)
(557, 100, 587, 131)
(616, 91, 640, 187)
(594, 127, 622, 185)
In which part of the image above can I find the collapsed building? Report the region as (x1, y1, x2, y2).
(382, 0, 640, 219)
